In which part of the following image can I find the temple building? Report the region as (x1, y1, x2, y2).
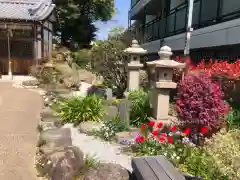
(0, 0, 55, 76)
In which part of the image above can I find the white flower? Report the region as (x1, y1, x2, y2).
(176, 156, 180, 160)
(164, 153, 167, 156)
(47, 160, 52, 165)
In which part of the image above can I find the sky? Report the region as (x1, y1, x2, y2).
(95, 0, 130, 40)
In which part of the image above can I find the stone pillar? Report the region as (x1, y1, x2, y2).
(146, 46, 185, 122)
(124, 40, 146, 92)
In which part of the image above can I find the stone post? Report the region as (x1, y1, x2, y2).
(146, 46, 185, 123)
(124, 40, 146, 92)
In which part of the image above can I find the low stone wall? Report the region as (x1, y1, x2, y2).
(36, 92, 131, 180)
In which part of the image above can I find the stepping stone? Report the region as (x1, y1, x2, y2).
(39, 128, 72, 149)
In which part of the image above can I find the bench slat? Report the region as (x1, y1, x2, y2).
(155, 156, 186, 180)
(145, 157, 172, 180)
(132, 157, 159, 180)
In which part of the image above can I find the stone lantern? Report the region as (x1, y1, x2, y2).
(147, 46, 185, 122)
(124, 39, 147, 92)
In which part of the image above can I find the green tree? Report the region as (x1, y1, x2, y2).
(90, 38, 128, 98)
(55, 0, 115, 50)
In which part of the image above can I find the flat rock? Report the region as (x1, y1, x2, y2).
(39, 128, 72, 148)
(115, 128, 139, 145)
(22, 79, 39, 87)
(36, 146, 84, 180)
(83, 163, 130, 180)
(79, 121, 102, 134)
(103, 105, 118, 120)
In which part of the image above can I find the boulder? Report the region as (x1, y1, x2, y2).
(83, 163, 130, 180)
(79, 122, 102, 134)
(36, 146, 84, 180)
(39, 128, 72, 149)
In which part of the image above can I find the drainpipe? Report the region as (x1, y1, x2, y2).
(183, 0, 194, 74)
(184, 0, 194, 58)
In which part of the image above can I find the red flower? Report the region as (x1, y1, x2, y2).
(136, 136, 145, 143)
(171, 125, 177, 132)
(141, 124, 146, 129)
(152, 130, 159, 136)
(159, 136, 166, 143)
(161, 133, 167, 137)
(168, 136, 173, 144)
(183, 128, 191, 135)
(148, 120, 155, 127)
(157, 122, 163, 128)
(200, 126, 208, 134)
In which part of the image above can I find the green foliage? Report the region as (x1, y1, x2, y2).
(56, 95, 104, 126)
(71, 49, 92, 70)
(227, 106, 240, 129)
(179, 147, 227, 180)
(96, 116, 128, 141)
(55, 0, 115, 50)
(204, 129, 240, 180)
(90, 38, 128, 98)
(83, 154, 100, 170)
(128, 89, 151, 127)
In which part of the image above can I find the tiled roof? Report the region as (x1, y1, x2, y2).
(0, 0, 55, 21)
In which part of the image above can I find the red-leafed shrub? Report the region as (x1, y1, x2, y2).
(175, 72, 229, 132)
(172, 58, 240, 106)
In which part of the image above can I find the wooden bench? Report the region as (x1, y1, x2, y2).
(132, 156, 186, 180)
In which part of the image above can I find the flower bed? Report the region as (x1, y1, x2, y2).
(132, 120, 230, 180)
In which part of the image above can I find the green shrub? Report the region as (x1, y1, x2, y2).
(204, 129, 240, 180)
(56, 95, 104, 126)
(128, 89, 151, 127)
(179, 147, 228, 180)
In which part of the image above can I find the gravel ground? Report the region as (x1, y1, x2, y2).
(63, 124, 133, 171)
(0, 82, 42, 180)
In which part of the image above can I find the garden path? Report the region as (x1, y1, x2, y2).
(0, 82, 42, 180)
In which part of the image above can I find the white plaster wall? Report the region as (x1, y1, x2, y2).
(142, 18, 240, 53)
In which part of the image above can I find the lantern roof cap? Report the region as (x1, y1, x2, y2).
(124, 39, 147, 55)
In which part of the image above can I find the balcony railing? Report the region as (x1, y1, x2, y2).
(131, 0, 140, 8)
(137, 0, 240, 44)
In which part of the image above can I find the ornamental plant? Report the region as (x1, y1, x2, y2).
(134, 120, 199, 166)
(56, 95, 104, 126)
(204, 129, 240, 180)
(134, 120, 226, 179)
(175, 72, 229, 133)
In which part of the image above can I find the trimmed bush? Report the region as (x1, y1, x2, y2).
(175, 72, 229, 132)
